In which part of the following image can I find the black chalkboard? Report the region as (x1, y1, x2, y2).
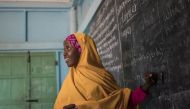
(85, 0, 190, 108)
(85, 0, 124, 86)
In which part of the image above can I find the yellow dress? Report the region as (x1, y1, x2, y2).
(54, 32, 137, 109)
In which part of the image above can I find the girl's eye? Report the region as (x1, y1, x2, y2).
(65, 46, 71, 51)
(67, 48, 70, 51)
(67, 46, 71, 50)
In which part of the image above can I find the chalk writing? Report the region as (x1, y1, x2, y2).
(116, 0, 132, 15)
(120, 5, 137, 25)
(143, 4, 159, 28)
(162, 1, 187, 22)
(122, 26, 132, 38)
(123, 48, 164, 67)
(86, 1, 190, 108)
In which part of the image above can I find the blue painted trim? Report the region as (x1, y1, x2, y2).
(0, 7, 70, 10)
(0, 1, 72, 9)
(0, 8, 69, 12)
(0, 9, 24, 12)
(25, 11, 28, 42)
(56, 51, 60, 94)
(0, 49, 63, 52)
(58, 52, 62, 91)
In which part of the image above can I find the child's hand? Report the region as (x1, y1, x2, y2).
(142, 72, 158, 91)
(63, 104, 78, 109)
(144, 72, 158, 87)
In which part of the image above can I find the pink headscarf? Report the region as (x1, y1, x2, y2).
(65, 34, 82, 53)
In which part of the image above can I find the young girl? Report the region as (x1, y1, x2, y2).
(54, 33, 157, 109)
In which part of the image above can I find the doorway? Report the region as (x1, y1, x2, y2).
(0, 52, 57, 109)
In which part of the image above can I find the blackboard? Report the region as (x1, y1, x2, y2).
(85, 0, 190, 108)
(85, 0, 124, 86)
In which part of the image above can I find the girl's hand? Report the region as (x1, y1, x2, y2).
(144, 72, 158, 86)
(141, 72, 158, 91)
(63, 104, 78, 109)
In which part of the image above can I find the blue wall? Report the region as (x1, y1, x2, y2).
(0, 9, 70, 43)
(0, 0, 101, 91)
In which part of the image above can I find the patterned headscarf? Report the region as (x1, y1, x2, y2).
(65, 34, 82, 53)
(54, 33, 131, 109)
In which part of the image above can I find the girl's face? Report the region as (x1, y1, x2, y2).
(63, 41, 80, 67)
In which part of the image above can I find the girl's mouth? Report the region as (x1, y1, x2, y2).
(65, 58, 70, 62)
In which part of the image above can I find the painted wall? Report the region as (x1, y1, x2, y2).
(76, 0, 102, 32)
(0, 7, 71, 92)
(0, 9, 70, 49)
(0, 0, 102, 91)
(76, 0, 94, 27)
